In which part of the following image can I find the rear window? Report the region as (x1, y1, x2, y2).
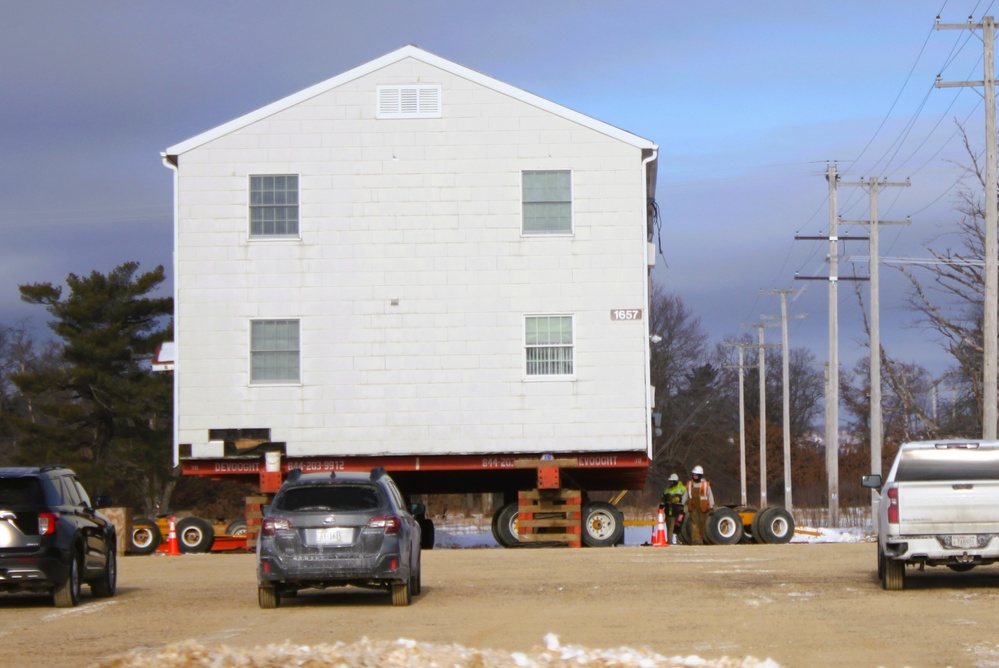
(275, 484, 384, 512)
(0, 478, 45, 506)
(895, 448, 999, 482)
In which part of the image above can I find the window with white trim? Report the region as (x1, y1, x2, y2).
(525, 315, 574, 377)
(251, 319, 301, 383)
(377, 85, 442, 118)
(522, 170, 572, 234)
(250, 175, 299, 237)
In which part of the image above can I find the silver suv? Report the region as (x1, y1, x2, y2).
(0, 466, 117, 607)
(256, 467, 421, 608)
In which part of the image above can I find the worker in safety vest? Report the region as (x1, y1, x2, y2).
(658, 473, 686, 545)
(681, 465, 715, 545)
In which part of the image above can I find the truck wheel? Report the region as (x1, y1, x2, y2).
(877, 545, 885, 581)
(750, 509, 768, 544)
(582, 502, 624, 547)
(258, 585, 280, 609)
(705, 508, 743, 545)
(418, 517, 435, 549)
(883, 556, 905, 590)
(494, 503, 520, 547)
(177, 517, 215, 553)
(225, 520, 247, 537)
(758, 508, 795, 544)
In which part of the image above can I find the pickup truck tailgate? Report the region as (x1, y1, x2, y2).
(897, 481, 999, 534)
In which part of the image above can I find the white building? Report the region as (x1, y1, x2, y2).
(162, 45, 659, 469)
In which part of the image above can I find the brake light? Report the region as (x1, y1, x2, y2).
(367, 515, 402, 534)
(261, 517, 291, 537)
(38, 512, 58, 535)
(886, 487, 899, 525)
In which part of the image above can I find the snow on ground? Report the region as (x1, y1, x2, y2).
(95, 634, 782, 668)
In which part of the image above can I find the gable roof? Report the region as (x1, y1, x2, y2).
(163, 45, 656, 158)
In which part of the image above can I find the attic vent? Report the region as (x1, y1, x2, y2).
(377, 85, 442, 119)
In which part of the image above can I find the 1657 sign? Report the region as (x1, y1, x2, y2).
(610, 309, 643, 321)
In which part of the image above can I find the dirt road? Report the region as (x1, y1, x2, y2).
(3, 543, 999, 667)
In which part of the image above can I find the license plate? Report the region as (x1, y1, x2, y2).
(952, 535, 977, 549)
(308, 527, 353, 546)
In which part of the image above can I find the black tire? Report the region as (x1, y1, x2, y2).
(705, 508, 744, 545)
(582, 501, 624, 547)
(490, 509, 506, 547)
(678, 515, 692, 545)
(258, 585, 280, 609)
(53, 551, 81, 608)
(391, 582, 411, 606)
(418, 517, 435, 550)
(177, 516, 215, 553)
(883, 556, 905, 590)
(409, 562, 422, 597)
(494, 503, 520, 547)
(130, 517, 162, 555)
(91, 537, 117, 598)
(225, 520, 247, 537)
(751, 508, 771, 544)
(877, 545, 885, 581)
(759, 508, 795, 544)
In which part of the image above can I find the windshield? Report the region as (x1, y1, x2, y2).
(276, 484, 384, 512)
(895, 448, 999, 482)
(0, 478, 45, 506)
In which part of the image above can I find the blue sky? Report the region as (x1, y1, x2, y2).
(1, 1, 993, 377)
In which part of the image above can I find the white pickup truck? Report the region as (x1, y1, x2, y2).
(862, 439, 999, 590)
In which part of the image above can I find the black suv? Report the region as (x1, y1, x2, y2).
(0, 466, 117, 607)
(256, 467, 421, 608)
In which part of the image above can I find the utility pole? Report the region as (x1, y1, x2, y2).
(796, 163, 868, 527)
(840, 177, 910, 532)
(935, 15, 998, 439)
(723, 343, 757, 506)
(761, 289, 807, 512)
(741, 323, 779, 508)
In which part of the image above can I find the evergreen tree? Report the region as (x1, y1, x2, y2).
(12, 262, 173, 508)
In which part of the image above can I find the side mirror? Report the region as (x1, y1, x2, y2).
(409, 502, 426, 517)
(94, 495, 114, 509)
(860, 474, 882, 490)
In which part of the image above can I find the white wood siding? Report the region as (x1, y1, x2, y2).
(174, 56, 652, 457)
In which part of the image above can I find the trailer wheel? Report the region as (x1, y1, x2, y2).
(581, 501, 624, 547)
(494, 503, 521, 547)
(130, 517, 162, 555)
(705, 508, 743, 545)
(225, 520, 247, 537)
(417, 517, 435, 550)
(883, 556, 905, 590)
(758, 508, 795, 544)
(177, 517, 215, 553)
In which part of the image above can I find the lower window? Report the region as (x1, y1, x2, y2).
(525, 315, 574, 377)
(251, 319, 301, 383)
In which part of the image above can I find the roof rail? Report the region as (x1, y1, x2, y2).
(370, 466, 387, 480)
(329, 470, 337, 480)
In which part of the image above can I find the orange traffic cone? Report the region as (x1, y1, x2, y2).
(166, 515, 181, 556)
(651, 509, 668, 547)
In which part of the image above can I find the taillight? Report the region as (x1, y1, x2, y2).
(38, 512, 58, 535)
(367, 516, 402, 534)
(886, 487, 899, 525)
(261, 517, 291, 537)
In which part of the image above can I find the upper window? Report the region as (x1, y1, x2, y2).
(522, 170, 572, 235)
(377, 85, 442, 118)
(251, 319, 301, 384)
(525, 315, 574, 377)
(250, 175, 299, 237)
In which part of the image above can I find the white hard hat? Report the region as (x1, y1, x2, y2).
(691, 465, 704, 475)
(668, 474, 679, 482)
